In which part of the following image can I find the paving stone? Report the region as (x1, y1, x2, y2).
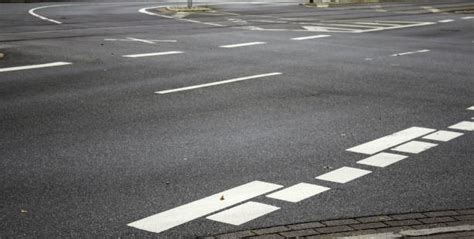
(252, 226, 290, 235)
(445, 221, 474, 227)
(316, 225, 353, 234)
(356, 215, 393, 223)
(457, 209, 474, 215)
(455, 215, 474, 221)
(425, 210, 459, 217)
(248, 234, 284, 239)
(419, 217, 456, 224)
(385, 219, 422, 226)
(376, 226, 413, 233)
(322, 219, 359, 226)
(391, 213, 426, 220)
(216, 231, 255, 239)
(287, 222, 325, 230)
(279, 229, 318, 238)
(351, 222, 387, 230)
(411, 223, 447, 230)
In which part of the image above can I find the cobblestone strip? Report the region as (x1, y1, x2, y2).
(204, 208, 474, 239)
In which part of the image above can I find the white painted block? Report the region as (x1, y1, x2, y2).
(122, 51, 183, 58)
(391, 141, 437, 154)
(422, 130, 464, 142)
(448, 121, 474, 131)
(357, 152, 408, 168)
(0, 62, 72, 73)
(266, 183, 330, 203)
(467, 106, 474, 110)
(206, 201, 279, 225)
(347, 127, 436, 155)
(291, 35, 331, 41)
(316, 167, 371, 184)
(219, 42, 266, 48)
(127, 181, 283, 234)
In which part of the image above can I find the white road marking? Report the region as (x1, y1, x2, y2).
(355, 22, 435, 33)
(448, 121, 474, 131)
(422, 130, 464, 142)
(0, 62, 72, 73)
(28, 4, 77, 24)
(206, 201, 279, 225)
(155, 72, 282, 94)
(122, 51, 183, 58)
(438, 19, 454, 23)
(316, 167, 371, 184)
(266, 183, 330, 203)
(391, 141, 437, 154)
(346, 127, 436, 155)
(467, 106, 474, 110)
(139, 5, 225, 26)
(219, 42, 266, 48)
(391, 49, 430, 57)
(461, 16, 474, 20)
(291, 34, 331, 41)
(104, 37, 177, 44)
(128, 181, 283, 234)
(421, 6, 441, 13)
(357, 152, 408, 168)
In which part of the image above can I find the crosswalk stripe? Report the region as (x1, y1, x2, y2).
(206, 202, 279, 225)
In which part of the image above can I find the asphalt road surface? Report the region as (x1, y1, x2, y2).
(1, 0, 473, 238)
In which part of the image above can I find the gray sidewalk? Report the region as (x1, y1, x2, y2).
(205, 208, 474, 238)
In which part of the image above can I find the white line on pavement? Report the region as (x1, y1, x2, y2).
(122, 51, 183, 58)
(357, 152, 408, 168)
(0, 62, 72, 73)
(316, 167, 371, 184)
(391, 49, 430, 57)
(206, 201, 279, 225)
(355, 22, 435, 33)
(266, 183, 330, 203)
(219, 42, 266, 48)
(421, 6, 441, 13)
(346, 127, 436, 155)
(438, 19, 454, 23)
(467, 106, 474, 110)
(128, 181, 283, 234)
(448, 121, 474, 131)
(291, 34, 331, 41)
(155, 72, 282, 94)
(461, 16, 474, 20)
(28, 4, 78, 24)
(391, 141, 437, 154)
(422, 130, 464, 142)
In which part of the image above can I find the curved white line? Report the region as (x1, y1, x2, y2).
(28, 4, 78, 24)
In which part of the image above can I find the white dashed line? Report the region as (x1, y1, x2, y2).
(155, 72, 282, 94)
(0, 62, 72, 73)
(291, 34, 331, 41)
(422, 130, 464, 142)
(128, 181, 282, 234)
(467, 106, 474, 110)
(28, 4, 77, 24)
(391, 49, 430, 57)
(438, 19, 454, 23)
(219, 42, 266, 48)
(346, 127, 436, 155)
(461, 16, 474, 20)
(448, 121, 474, 131)
(206, 201, 279, 225)
(357, 152, 408, 168)
(421, 6, 441, 13)
(316, 167, 371, 184)
(266, 183, 330, 203)
(391, 141, 438, 154)
(122, 51, 183, 58)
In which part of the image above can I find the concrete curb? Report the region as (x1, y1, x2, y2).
(204, 208, 474, 238)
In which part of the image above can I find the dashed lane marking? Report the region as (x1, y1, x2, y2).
(206, 201, 279, 226)
(391, 141, 438, 154)
(421, 6, 441, 13)
(315, 167, 371, 184)
(219, 41, 266, 48)
(127, 181, 283, 234)
(467, 106, 474, 110)
(422, 130, 464, 142)
(346, 127, 436, 155)
(28, 4, 78, 24)
(291, 34, 331, 41)
(391, 49, 430, 57)
(155, 72, 282, 94)
(105, 37, 177, 44)
(266, 183, 330, 203)
(448, 121, 474, 131)
(438, 19, 454, 23)
(122, 51, 183, 58)
(0, 62, 72, 73)
(357, 152, 408, 168)
(461, 16, 474, 20)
